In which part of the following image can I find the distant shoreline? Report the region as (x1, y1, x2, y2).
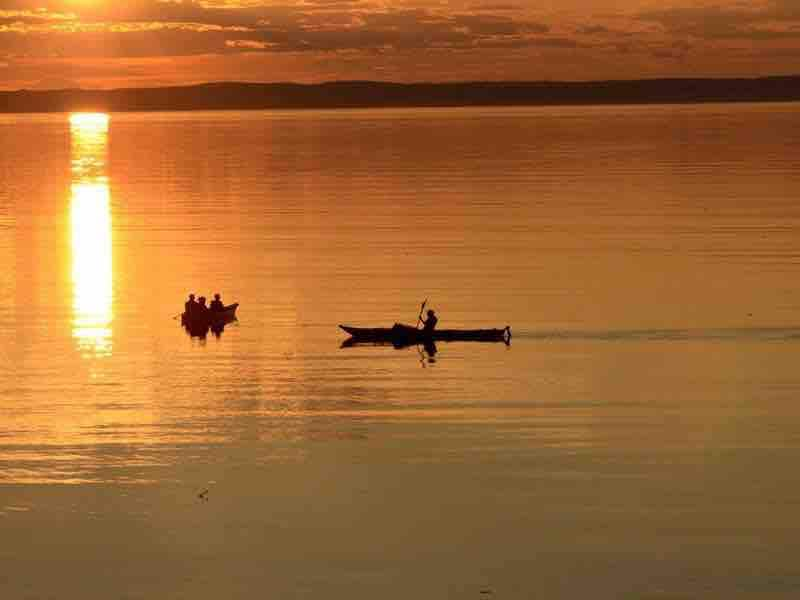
(2, 77, 800, 114)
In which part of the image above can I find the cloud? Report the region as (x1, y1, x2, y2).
(451, 14, 548, 36)
(28, 74, 80, 89)
(0, 2, 559, 56)
(1, 0, 800, 87)
(469, 4, 522, 12)
(636, 1, 800, 41)
(576, 25, 611, 36)
(649, 39, 692, 60)
(226, 39, 275, 50)
(0, 9, 75, 25)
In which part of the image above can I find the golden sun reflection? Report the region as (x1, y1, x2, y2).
(70, 113, 113, 356)
(70, 112, 109, 128)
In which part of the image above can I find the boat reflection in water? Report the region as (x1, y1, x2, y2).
(183, 319, 234, 341)
(339, 336, 438, 364)
(69, 113, 112, 356)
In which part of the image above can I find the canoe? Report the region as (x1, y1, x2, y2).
(339, 323, 511, 345)
(181, 303, 239, 326)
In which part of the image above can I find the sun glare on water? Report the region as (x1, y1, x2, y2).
(69, 112, 109, 129)
(69, 112, 113, 356)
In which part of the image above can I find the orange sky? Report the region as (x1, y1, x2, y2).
(1, 0, 799, 89)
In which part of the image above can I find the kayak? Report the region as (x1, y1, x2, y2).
(182, 303, 239, 326)
(339, 323, 511, 345)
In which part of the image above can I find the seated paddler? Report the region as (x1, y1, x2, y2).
(422, 309, 438, 333)
(210, 293, 224, 312)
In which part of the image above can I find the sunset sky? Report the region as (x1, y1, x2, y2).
(1, 0, 799, 90)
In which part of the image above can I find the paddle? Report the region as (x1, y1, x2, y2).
(416, 298, 428, 330)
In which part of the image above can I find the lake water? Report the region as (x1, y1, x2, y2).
(2, 104, 800, 599)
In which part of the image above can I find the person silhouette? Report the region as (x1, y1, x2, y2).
(421, 309, 438, 333)
(210, 293, 224, 312)
(196, 296, 209, 317)
(184, 293, 197, 317)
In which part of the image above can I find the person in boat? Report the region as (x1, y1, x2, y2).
(184, 293, 197, 317)
(209, 293, 224, 312)
(421, 309, 438, 334)
(183, 296, 210, 338)
(195, 296, 210, 318)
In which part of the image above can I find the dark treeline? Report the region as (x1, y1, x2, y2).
(2, 77, 800, 113)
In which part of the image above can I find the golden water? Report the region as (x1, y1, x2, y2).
(2, 104, 800, 598)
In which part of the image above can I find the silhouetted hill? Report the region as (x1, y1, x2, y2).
(2, 77, 800, 113)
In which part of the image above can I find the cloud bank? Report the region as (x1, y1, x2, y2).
(0, 0, 798, 88)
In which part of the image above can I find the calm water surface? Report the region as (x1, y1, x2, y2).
(2, 104, 800, 598)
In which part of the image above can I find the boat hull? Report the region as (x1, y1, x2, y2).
(339, 323, 511, 345)
(182, 303, 239, 326)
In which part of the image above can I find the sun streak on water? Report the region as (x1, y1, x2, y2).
(70, 113, 112, 356)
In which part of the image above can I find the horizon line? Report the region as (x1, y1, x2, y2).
(4, 73, 800, 94)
